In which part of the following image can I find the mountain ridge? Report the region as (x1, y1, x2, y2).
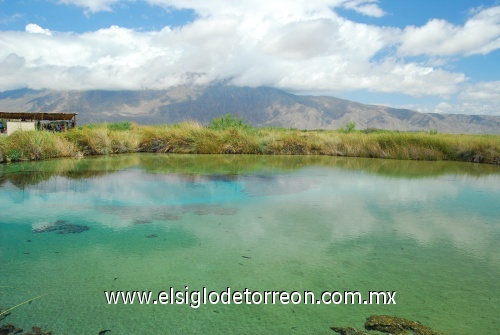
(0, 85, 499, 134)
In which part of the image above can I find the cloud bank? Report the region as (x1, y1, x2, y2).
(0, 0, 499, 115)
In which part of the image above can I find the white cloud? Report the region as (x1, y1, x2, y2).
(449, 81, 500, 116)
(460, 81, 500, 101)
(434, 102, 453, 113)
(433, 101, 500, 116)
(25, 23, 53, 36)
(59, 0, 386, 19)
(398, 6, 500, 56)
(342, 0, 385, 17)
(0, 16, 465, 96)
(395, 88, 500, 116)
(0, 1, 498, 117)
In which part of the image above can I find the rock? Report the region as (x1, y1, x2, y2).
(0, 324, 15, 335)
(213, 207, 239, 215)
(56, 224, 89, 234)
(365, 315, 442, 335)
(156, 213, 182, 221)
(33, 220, 89, 234)
(0, 324, 52, 335)
(33, 220, 67, 233)
(133, 219, 152, 225)
(331, 326, 371, 335)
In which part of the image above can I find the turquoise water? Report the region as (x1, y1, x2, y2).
(1, 154, 499, 334)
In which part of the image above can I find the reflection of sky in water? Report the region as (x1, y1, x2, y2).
(0, 170, 249, 230)
(1, 163, 498, 266)
(0, 156, 499, 334)
(13, 170, 246, 205)
(239, 168, 500, 270)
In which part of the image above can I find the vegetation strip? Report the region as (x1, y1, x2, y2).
(0, 116, 499, 165)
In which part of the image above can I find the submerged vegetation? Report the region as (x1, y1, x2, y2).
(0, 115, 499, 164)
(332, 314, 443, 335)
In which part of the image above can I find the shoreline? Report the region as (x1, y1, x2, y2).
(0, 121, 499, 165)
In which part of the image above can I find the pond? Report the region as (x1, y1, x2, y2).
(1, 154, 499, 334)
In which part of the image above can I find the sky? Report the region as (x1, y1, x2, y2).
(0, 0, 499, 116)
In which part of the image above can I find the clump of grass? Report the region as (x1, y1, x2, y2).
(0, 130, 76, 161)
(64, 122, 140, 155)
(139, 121, 261, 154)
(64, 127, 111, 155)
(0, 137, 7, 162)
(139, 122, 205, 153)
(264, 131, 314, 155)
(219, 129, 261, 154)
(109, 129, 140, 153)
(336, 132, 500, 163)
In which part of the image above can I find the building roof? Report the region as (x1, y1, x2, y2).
(0, 112, 77, 121)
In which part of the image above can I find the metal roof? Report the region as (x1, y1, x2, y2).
(0, 112, 77, 121)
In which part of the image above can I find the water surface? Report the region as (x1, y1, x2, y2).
(1, 154, 499, 334)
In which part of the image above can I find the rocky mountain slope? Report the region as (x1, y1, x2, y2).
(0, 85, 499, 134)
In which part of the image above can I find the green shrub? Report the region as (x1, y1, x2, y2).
(78, 122, 134, 131)
(108, 121, 134, 131)
(208, 114, 253, 131)
(339, 121, 357, 133)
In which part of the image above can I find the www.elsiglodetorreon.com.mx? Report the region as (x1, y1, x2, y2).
(104, 287, 396, 308)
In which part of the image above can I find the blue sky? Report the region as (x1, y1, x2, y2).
(0, 0, 499, 115)
(0, 1, 196, 32)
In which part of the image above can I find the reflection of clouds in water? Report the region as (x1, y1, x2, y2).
(91, 203, 239, 229)
(0, 170, 246, 227)
(241, 174, 320, 196)
(319, 171, 461, 203)
(26, 171, 244, 205)
(79, 171, 241, 206)
(1, 165, 498, 267)
(314, 197, 378, 243)
(393, 212, 500, 267)
(174, 168, 500, 268)
(322, 173, 499, 263)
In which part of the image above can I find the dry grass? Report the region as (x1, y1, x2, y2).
(0, 130, 76, 162)
(0, 122, 498, 165)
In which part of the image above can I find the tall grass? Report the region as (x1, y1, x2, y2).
(0, 121, 499, 165)
(138, 122, 261, 154)
(64, 123, 140, 155)
(0, 130, 76, 162)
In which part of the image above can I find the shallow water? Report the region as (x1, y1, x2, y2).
(1, 154, 499, 334)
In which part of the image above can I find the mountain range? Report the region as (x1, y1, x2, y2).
(0, 85, 499, 134)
